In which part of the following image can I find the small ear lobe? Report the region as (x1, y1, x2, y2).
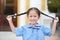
(38, 16, 40, 19)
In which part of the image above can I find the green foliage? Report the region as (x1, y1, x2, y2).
(48, 0, 60, 7)
(48, 0, 60, 13)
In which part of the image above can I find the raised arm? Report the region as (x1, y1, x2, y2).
(51, 17, 59, 35)
(6, 15, 15, 32)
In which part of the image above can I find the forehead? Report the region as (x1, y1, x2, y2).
(29, 10, 38, 15)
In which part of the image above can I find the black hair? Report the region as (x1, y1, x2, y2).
(27, 7, 41, 17)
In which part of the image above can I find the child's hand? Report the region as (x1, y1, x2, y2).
(6, 15, 12, 22)
(54, 17, 59, 23)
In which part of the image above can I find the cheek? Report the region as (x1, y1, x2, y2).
(27, 17, 31, 21)
(35, 17, 39, 20)
(35, 18, 39, 21)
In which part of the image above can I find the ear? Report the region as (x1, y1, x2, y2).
(38, 16, 40, 19)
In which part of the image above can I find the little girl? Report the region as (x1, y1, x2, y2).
(6, 7, 59, 40)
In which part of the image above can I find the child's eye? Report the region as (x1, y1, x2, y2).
(34, 16, 36, 17)
(30, 16, 32, 17)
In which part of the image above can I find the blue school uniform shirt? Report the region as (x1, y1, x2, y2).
(15, 23, 52, 40)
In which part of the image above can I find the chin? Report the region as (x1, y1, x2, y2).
(30, 21, 37, 24)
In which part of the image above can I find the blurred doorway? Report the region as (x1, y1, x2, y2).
(0, 0, 17, 31)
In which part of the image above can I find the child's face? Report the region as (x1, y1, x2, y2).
(28, 10, 40, 25)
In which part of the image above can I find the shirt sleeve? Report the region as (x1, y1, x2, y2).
(42, 26, 52, 36)
(15, 26, 23, 36)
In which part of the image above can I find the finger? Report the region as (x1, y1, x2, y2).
(54, 17, 59, 22)
(54, 17, 58, 20)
